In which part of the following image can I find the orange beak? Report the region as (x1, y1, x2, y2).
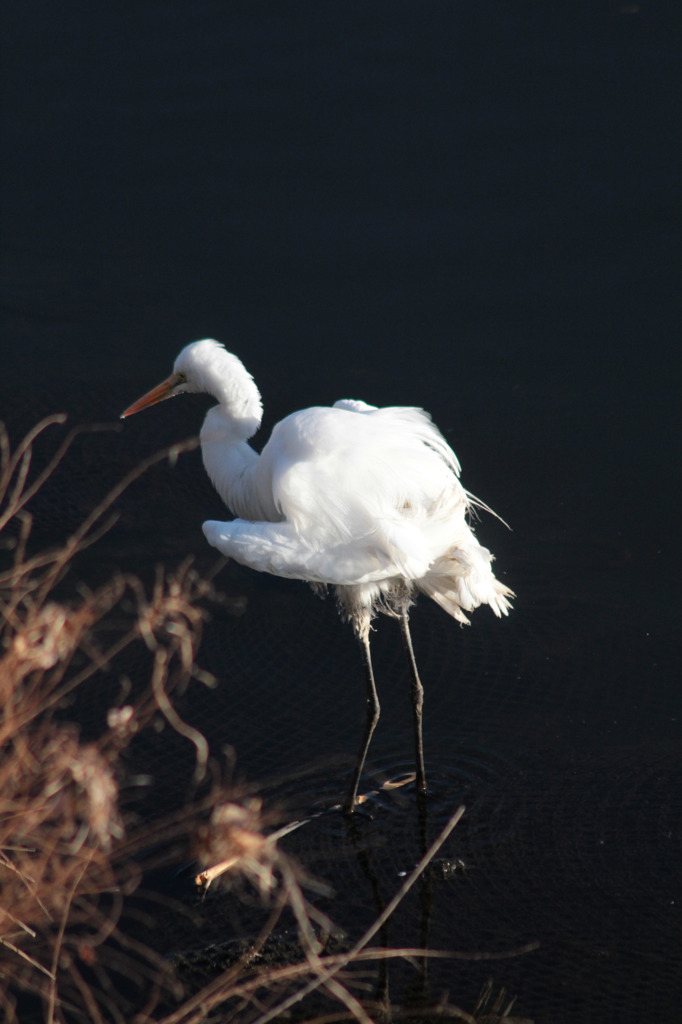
(120, 372, 185, 419)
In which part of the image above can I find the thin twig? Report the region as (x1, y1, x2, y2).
(251, 805, 466, 1024)
(149, 646, 210, 782)
(0, 939, 55, 980)
(47, 854, 94, 1024)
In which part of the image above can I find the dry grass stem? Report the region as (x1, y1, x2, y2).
(0, 418, 215, 1018)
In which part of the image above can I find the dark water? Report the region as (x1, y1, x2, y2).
(2, 3, 680, 1020)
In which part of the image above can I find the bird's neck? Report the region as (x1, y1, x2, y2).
(200, 406, 277, 521)
(206, 351, 264, 428)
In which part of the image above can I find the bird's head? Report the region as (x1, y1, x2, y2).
(120, 339, 226, 418)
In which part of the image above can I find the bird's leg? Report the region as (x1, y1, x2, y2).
(400, 607, 427, 796)
(344, 633, 380, 814)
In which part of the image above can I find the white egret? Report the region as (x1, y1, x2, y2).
(121, 338, 513, 812)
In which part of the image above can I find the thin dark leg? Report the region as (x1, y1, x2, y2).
(400, 607, 427, 796)
(344, 634, 380, 814)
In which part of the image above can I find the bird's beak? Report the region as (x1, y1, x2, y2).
(120, 372, 185, 419)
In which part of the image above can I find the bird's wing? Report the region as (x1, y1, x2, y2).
(268, 405, 460, 520)
(248, 404, 467, 583)
(202, 518, 406, 585)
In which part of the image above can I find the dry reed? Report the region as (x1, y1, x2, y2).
(0, 417, 532, 1024)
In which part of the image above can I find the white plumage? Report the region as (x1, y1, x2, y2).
(122, 338, 513, 811)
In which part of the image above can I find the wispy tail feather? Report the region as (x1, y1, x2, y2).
(420, 574, 514, 625)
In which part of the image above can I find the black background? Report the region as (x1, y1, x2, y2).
(2, 3, 680, 1020)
